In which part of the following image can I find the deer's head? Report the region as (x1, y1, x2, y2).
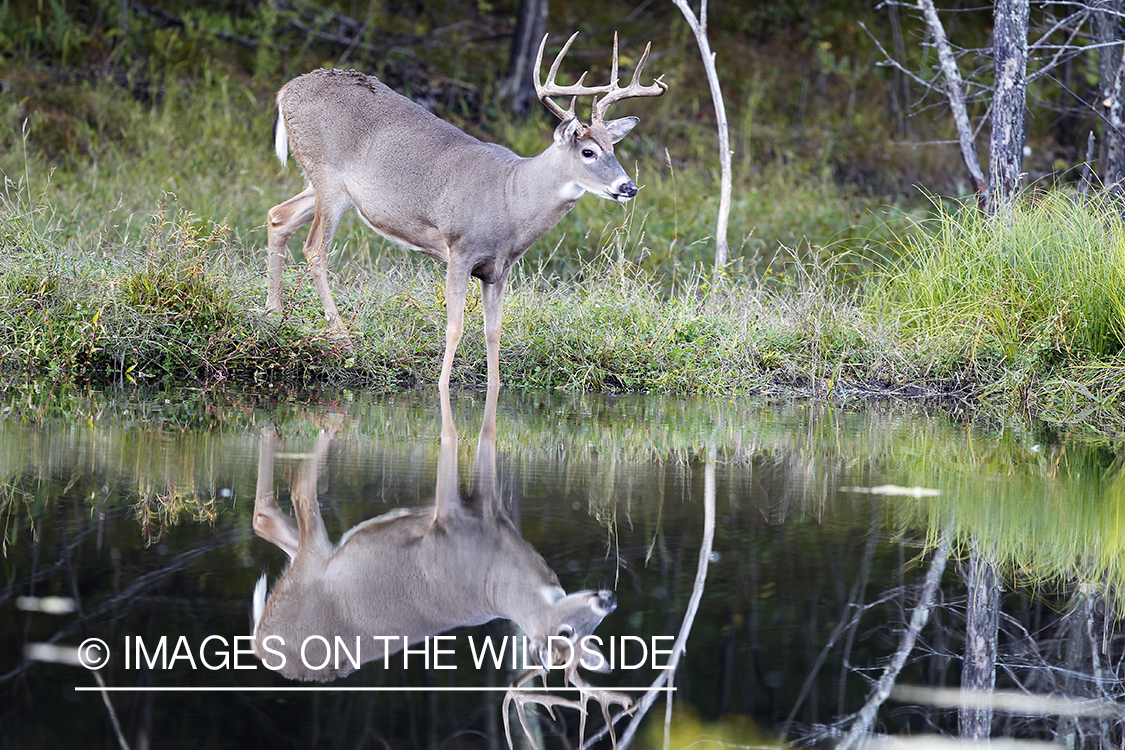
(527, 586, 617, 673)
(536, 32, 666, 203)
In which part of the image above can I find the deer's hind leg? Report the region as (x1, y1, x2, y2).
(266, 185, 316, 315)
(300, 191, 351, 335)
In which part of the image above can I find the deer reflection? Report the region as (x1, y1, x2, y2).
(249, 388, 619, 689)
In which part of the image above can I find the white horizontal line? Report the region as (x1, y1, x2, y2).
(75, 686, 675, 693)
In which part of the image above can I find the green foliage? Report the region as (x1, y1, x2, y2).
(873, 192, 1125, 365)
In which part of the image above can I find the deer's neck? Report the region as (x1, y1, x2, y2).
(482, 537, 562, 623)
(504, 147, 583, 244)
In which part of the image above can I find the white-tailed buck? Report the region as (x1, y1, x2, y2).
(266, 32, 666, 393)
(250, 390, 623, 702)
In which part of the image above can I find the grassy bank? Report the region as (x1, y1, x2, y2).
(3, 183, 1125, 433)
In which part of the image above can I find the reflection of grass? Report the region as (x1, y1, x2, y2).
(134, 483, 220, 548)
(4, 386, 1125, 604)
(873, 415, 1125, 607)
(638, 706, 770, 750)
(0, 477, 36, 558)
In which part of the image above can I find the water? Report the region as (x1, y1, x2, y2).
(2, 385, 1123, 749)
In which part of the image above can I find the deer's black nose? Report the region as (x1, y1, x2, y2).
(596, 590, 617, 613)
(619, 182, 638, 198)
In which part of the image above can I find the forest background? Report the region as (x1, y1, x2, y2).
(2, 0, 1125, 433)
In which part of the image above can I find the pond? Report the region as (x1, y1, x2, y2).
(2, 384, 1124, 750)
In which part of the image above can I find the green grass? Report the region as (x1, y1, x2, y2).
(869, 192, 1125, 427)
(874, 192, 1125, 363)
(5, 180, 1125, 440)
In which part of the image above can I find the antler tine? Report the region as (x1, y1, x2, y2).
(592, 38, 668, 123)
(608, 32, 620, 89)
(534, 31, 613, 122)
(564, 662, 636, 749)
(503, 668, 585, 750)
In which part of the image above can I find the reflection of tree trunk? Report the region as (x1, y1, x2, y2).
(1058, 585, 1109, 747)
(589, 451, 716, 750)
(837, 528, 952, 750)
(960, 543, 1000, 740)
(497, 0, 549, 117)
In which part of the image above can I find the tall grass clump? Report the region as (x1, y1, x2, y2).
(873, 192, 1125, 371)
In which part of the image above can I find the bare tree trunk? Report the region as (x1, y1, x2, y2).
(988, 0, 1029, 215)
(917, 0, 989, 204)
(960, 543, 1000, 740)
(497, 0, 550, 117)
(1096, 0, 1125, 192)
(671, 0, 732, 267)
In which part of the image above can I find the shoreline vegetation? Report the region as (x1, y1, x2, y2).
(1, 2, 1124, 436)
(2, 184, 1125, 436)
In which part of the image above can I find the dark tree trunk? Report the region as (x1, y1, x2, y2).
(498, 0, 549, 117)
(960, 543, 1000, 740)
(1096, 0, 1125, 193)
(987, 0, 1029, 215)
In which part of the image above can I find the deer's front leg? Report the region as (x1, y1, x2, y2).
(265, 186, 316, 315)
(440, 262, 472, 441)
(252, 427, 299, 558)
(480, 270, 510, 397)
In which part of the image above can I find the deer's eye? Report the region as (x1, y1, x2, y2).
(557, 624, 575, 639)
(581, 149, 595, 159)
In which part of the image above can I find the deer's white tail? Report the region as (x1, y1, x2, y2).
(252, 573, 268, 635)
(273, 108, 289, 167)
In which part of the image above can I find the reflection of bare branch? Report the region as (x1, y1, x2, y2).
(836, 527, 953, 750)
(780, 502, 881, 741)
(581, 448, 717, 750)
(0, 528, 237, 684)
(91, 670, 132, 750)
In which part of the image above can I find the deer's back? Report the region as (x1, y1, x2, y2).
(328, 506, 555, 621)
(278, 69, 508, 189)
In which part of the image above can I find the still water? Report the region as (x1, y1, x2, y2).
(2, 385, 1124, 749)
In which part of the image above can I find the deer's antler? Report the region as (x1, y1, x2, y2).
(502, 663, 637, 750)
(534, 32, 613, 122)
(564, 661, 636, 749)
(592, 33, 668, 124)
(503, 668, 584, 750)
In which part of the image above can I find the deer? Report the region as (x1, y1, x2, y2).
(249, 386, 631, 746)
(266, 32, 666, 399)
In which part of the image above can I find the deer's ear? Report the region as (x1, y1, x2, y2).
(604, 116, 638, 143)
(553, 118, 581, 147)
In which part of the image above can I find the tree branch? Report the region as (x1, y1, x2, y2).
(917, 0, 989, 199)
